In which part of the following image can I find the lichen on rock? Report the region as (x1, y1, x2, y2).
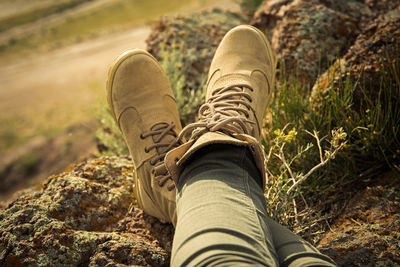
(317, 174, 400, 265)
(0, 157, 173, 266)
(311, 13, 400, 109)
(252, 0, 375, 85)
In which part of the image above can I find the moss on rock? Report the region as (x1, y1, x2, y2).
(0, 156, 172, 266)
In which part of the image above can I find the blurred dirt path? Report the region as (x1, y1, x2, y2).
(0, 0, 239, 129)
(0, 26, 150, 120)
(0, 26, 150, 199)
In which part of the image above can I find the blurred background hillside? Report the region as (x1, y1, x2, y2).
(0, 0, 240, 199)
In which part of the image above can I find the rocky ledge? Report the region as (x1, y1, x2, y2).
(1, 157, 399, 266)
(0, 157, 174, 266)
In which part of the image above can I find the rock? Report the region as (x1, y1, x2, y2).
(361, 0, 400, 14)
(252, 0, 374, 84)
(311, 12, 400, 110)
(317, 178, 400, 266)
(2, 154, 399, 266)
(0, 157, 173, 266)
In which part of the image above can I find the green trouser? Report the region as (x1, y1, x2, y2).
(171, 144, 336, 266)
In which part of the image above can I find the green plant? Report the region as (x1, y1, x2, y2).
(310, 56, 400, 172)
(95, 100, 128, 156)
(264, 125, 347, 227)
(262, 52, 400, 233)
(234, 0, 263, 16)
(160, 43, 205, 124)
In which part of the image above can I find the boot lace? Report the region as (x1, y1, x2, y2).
(141, 122, 181, 191)
(178, 85, 255, 141)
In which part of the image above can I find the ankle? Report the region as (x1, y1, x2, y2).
(178, 144, 264, 190)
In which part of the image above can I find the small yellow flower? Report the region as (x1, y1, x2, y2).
(346, 72, 350, 76)
(304, 115, 309, 120)
(396, 149, 400, 154)
(366, 109, 370, 113)
(363, 137, 367, 141)
(285, 136, 294, 142)
(288, 129, 297, 136)
(281, 103, 285, 107)
(373, 131, 377, 135)
(343, 144, 348, 148)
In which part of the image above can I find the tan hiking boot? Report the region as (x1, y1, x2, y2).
(165, 25, 276, 188)
(107, 49, 182, 225)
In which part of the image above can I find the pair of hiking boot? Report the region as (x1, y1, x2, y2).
(106, 25, 275, 225)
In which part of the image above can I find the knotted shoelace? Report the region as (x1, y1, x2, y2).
(177, 85, 256, 141)
(141, 122, 181, 191)
(142, 85, 255, 191)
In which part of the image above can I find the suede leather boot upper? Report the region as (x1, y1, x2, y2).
(107, 49, 181, 225)
(165, 25, 276, 188)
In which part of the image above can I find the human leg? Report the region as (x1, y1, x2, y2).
(265, 217, 336, 266)
(171, 143, 336, 266)
(171, 144, 279, 266)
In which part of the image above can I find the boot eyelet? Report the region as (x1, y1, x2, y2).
(144, 147, 149, 153)
(140, 134, 145, 139)
(245, 114, 249, 118)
